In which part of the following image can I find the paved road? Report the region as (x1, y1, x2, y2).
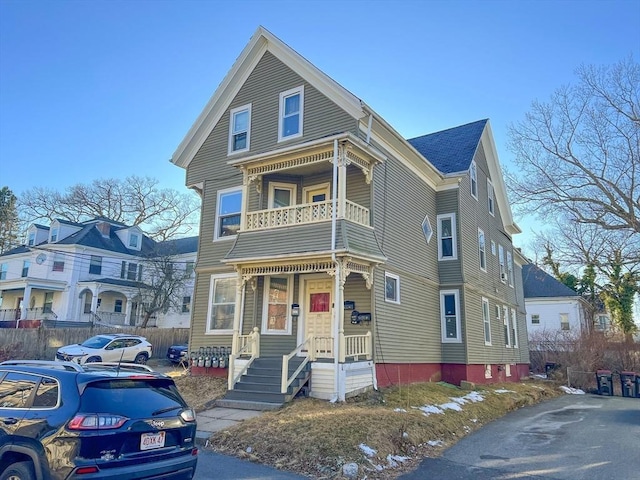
(399, 394, 640, 479)
(193, 449, 307, 480)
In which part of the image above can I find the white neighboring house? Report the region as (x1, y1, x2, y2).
(522, 264, 609, 336)
(0, 217, 197, 328)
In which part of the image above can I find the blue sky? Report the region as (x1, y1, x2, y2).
(1, 0, 638, 252)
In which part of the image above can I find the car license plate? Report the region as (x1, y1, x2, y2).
(140, 431, 165, 450)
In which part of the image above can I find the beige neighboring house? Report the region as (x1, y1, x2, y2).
(171, 26, 529, 405)
(0, 217, 197, 329)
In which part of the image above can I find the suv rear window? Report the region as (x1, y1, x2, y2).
(80, 378, 186, 417)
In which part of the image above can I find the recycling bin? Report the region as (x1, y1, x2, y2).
(635, 376, 640, 398)
(545, 362, 557, 377)
(596, 370, 613, 396)
(620, 371, 636, 398)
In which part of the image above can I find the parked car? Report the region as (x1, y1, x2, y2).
(55, 334, 152, 365)
(0, 360, 197, 480)
(167, 344, 189, 364)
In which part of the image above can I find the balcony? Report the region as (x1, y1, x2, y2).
(244, 199, 369, 232)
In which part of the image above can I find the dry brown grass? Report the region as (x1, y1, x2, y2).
(204, 379, 563, 479)
(172, 374, 228, 412)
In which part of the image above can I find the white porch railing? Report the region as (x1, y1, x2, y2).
(228, 327, 260, 390)
(281, 335, 313, 394)
(244, 199, 370, 231)
(341, 332, 373, 362)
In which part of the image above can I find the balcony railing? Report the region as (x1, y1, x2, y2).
(0, 308, 57, 321)
(244, 199, 370, 231)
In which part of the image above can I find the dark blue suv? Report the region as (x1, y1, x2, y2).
(0, 360, 198, 480)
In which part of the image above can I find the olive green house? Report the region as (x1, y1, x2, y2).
(171, 27, 529, 405)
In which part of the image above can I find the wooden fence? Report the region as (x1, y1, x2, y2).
(0, 326, 189, 362)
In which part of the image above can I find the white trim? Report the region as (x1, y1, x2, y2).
(261, 275, 293, 335)
(437, 213, 457, 261)
(440, 289, 461, 343)
(268, 182, 298, 208)
(228, 103, 251, 155)
(498, 244, 506, 282)
(482, 297, 491, 346)
(278, 85, 304, 142)
(503, 305, 511, 347)
(507, 250, 514, 287)
(297, 273, 332, 349)
(205, 272, 237, 335)
(214, 186, 243, 241)
(491, 240, 496, 256)
(384, 272, 400, 304)
(511, 307, 518, 348)
(422, 215, 433, 244)
(484, 364, 492, 379)
(470, 160, 478, 200)
(478, 228, 486, 272)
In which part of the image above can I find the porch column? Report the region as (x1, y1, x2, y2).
(90, 286, 100, 313)
(337, 144, 347, 218)
(231, 273, 245, 354)
(21, 285, 32, 320)
(241, 171, 249, 231)
(125, 295, 134, 326)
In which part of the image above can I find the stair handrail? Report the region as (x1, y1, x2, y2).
(281, 335, 314, 394)
(228, 327, 260, 390)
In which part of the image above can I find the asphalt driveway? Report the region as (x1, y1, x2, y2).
(399, 393, 640, 479)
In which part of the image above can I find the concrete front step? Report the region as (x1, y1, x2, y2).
(224, 389, 292, 404)
(215, 398, 284, 411)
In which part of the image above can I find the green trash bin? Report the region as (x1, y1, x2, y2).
(596, 370, 613, 396)
(620, 371, 636, 398)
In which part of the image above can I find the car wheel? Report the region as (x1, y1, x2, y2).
(134, 353, 148, 364)
(1, 461, 36, 480)
(85, 356, 101, 363)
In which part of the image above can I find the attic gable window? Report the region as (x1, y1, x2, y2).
(278, 86, 304, 141)
(470, 161, 478, 200)
(228, 104, 251, 154)
(422, 215, 433, 244)
(50, 228, 58, 243)
(28, 232, 35, 246)
(129, 233, 140, 249)
(487, 179, 495, 216)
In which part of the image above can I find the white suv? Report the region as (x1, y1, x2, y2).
(56, 334, 153, 364)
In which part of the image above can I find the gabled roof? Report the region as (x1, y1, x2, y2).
(155, 236, 198, 256)
(54, 218, 84, 227)
(407, 119, 488, 174)
(0, 245, 32, 258)
(522, 264, 579, 298)
(171, 26, 365, 169)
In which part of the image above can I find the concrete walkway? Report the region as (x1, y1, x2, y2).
(195, 407, 264, 445)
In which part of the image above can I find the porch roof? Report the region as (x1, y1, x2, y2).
(77, 278, 146, 288)
(223, 220, 386, 264)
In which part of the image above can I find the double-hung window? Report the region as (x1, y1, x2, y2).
(437, 213, 457, 260)
(482, 297, 491, 345)
(228, 104, 251, 154)
(206, 273, 236, 334)
(127, 263, 138, 281)
(215, 187, 242, 240)
(440, 290, 461, 342)
(129, 233, 140, 249)
(89, 255, 102, 275)
(182, 296, 191, 313)
(52, 253, 64, 272)
(268, 182, 296, 208)
(21, 260, 30, 278)
(470, 161, 478, 199)
(50, 228, 58, 243)
(498, 245, 506, 282)
(478, 228, 486, 271)
(560, 313, 570, 331)
(511, 308, 518, 348)
(28, 232, 35, 246)
(487, 180, 495, 216)
(278, 86, 304, 141)
(43, 292, 53, 313)
(262, 276, 291, 334)
(503, 306, 511, 347)
(385, 272, 400, 304)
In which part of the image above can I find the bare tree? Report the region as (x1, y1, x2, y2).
(18, 176, 200, 241)
(507, 57, 640, 233)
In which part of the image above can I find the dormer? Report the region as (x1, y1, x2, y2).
(115, 225, 144, 251)
(26, 224, 49, 246)
(49, 219, 83, 243)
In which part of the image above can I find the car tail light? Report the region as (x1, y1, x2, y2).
(180, 408, 196, 423)
(68, 414, 128, 430)
(75, 466, 100, 475)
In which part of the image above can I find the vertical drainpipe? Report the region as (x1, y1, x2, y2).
(331, 139, 340, 401)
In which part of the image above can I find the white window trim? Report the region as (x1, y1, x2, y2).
(505, 364, 512, 377)
(437, 213, 458, 261)
(511, 307, 519, 348)
(214, 186, 243, 241)
(507, 250, 514, 287)
(440, 289, 461, 343)
(482, 297, 491, 346)
(487, 179, 495, 216)
(560, 313, 570, 331)
(228, 104, 251, 155)
(50, 227, 59, 243)
(478, 228, 486, 272)
(384, 272, 401, 304)
(491, 240, 496, 256)
(498, 244, 506, 282)
(485, 364, 492, 379)
(503, 306, 511, 347)
(302, 182, 330, 203)
(278, 85, 304, 142)
(422, 215, 433, 244)
(129, 232, 140, 250)
(268, 182, 297, 208)
(261, 275, 293, 335)
(470, 160, 478, 200)
(205, 273, 237, 335)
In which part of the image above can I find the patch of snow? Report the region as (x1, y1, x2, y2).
(494, 389, 514, 394)
(427, 440, 444, 447)
(560, 386, 585, 395)
(463, 391, 485, 402)
(394, 408, 407, 413)
(245, 446, 253, 453)
(414, 405, 444, 416)
(359, 443, 377, 457)
(471, 418, 478, 423)
(386, 454, 410, 468)
(439, 402, 463, 411)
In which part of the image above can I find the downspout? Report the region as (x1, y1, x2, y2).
(331, 139, 340, 402)
(366, 114, 373, 144)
